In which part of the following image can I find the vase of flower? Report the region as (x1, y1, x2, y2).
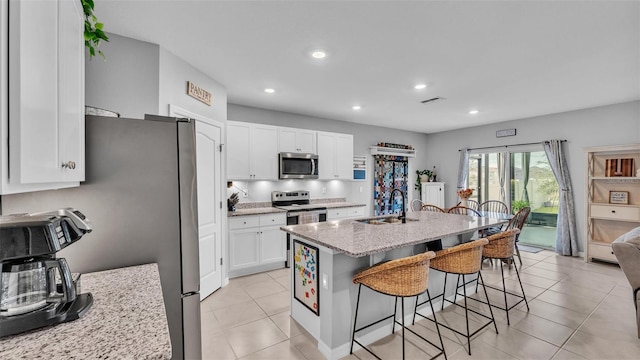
(457, 188, 473, 207)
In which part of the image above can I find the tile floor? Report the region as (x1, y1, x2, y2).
(200, 250, 640, 359)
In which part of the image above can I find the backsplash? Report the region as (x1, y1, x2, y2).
(226, 178, 412, 213)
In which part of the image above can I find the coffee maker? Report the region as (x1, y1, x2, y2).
(0, 208, 94, 337)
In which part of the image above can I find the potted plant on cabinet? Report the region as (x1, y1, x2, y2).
(414, 169, 433, 192)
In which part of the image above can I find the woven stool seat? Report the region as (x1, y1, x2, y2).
(482, 229, 518, 259)
(351, 252, 446, 360)
(430, 238, 488, 274)
(353, 251, 435, 297)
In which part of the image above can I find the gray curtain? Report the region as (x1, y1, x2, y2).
(544, 140, 578, 256)
(498, 152, 507, 203)
(522, 152, 531, 203)
(457, 148, 470, 190)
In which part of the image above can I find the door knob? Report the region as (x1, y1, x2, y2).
(61, 161, 76, 169)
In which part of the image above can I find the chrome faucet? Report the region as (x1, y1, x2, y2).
(390, 188, 406, 223)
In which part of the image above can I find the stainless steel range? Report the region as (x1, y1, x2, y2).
(272, 190, 327, 268)
(272, 190, 327, 225)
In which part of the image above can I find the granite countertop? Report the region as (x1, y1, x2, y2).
(281, 211, 508, 257)
(0, 263, 171, 359)
(228, 199, 366, 217)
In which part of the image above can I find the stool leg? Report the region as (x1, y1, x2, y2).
(499, 259, 510, 325)
(412, 295, 418, 325)
(427, 289, 447, 360)
(462, 274, 471, 355)
(513, 258, 529, 311)
(478, 272, 499, 334)
(393, 297, 398, 334)
(401, 297, 406, 359)
(350, 284, 362, 355)
(441, 273, 448, 311)
(453, 274, 461, 306)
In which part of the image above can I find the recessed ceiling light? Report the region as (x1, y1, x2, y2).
(264, 88, 275, 94)
(311, 50, 327, 59)
(414, 84, 427, 90)
(469, 109, 479, 115)
(352, 105, 361, 110)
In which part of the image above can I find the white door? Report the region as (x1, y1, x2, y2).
(169, 105, 223, 300)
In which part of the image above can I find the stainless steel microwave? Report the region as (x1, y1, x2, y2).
(279, 153, 319, 179)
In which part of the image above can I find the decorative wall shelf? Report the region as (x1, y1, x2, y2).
(589, 176, 640, 183)
(369, 146, 416, 158)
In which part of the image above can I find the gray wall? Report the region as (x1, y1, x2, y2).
(85, 33, 159, 118)
(423, 100, 640, 253)
(228, 104, 432, 211)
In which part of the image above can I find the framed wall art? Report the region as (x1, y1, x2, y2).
(609, 191, 629, 204)
(293, 240, 319, 316)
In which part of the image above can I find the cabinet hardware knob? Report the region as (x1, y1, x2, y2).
(611, 210, 616, 213)
(61, 161, 76, 169)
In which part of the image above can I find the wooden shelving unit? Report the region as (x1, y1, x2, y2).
(584, 144, 640, 263)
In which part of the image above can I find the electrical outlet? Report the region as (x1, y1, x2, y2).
(359, 186, 363, 193)
(322, 273, 328, 289)
(322, 187, 327, 194)
(242, 189, 248, 198)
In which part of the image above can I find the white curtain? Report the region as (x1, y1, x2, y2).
(457, 148, 470, 190)
(544, 140, 579, 256)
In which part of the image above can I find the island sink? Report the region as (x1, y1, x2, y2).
(356, 216, 419, 225)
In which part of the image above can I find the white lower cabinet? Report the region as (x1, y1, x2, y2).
(327, 206, 366, 220)
(228, 213, 286, 277)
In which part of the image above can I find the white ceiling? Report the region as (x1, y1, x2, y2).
(95, 1, 639, 134)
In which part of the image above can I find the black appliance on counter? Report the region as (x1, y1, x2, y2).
(272, 190, 327, 268)
(0, 208, 93, 338)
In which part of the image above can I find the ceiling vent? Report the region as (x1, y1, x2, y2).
(421, 97, 445, 104)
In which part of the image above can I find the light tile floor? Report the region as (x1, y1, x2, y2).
(200, 251, 640, 359)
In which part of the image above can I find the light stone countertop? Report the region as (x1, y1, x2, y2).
(281, 211, 508, 257)
(0, 263, 171, 359)
(228, 201, 366, 217)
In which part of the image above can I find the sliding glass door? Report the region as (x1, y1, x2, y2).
(468, 148, 558, 249)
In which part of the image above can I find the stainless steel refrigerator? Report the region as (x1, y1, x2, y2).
(1, 114, 202, 359)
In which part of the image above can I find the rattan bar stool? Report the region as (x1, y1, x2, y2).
(471, 229, 529, 325)
(350, 252, 446, 360)
(413, 239, 497, 356)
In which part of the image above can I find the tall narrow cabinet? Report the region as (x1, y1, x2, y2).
(585, 144, 640, 263)
(421, 182, 445, 209)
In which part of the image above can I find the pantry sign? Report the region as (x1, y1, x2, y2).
(186, 81, 212, 106)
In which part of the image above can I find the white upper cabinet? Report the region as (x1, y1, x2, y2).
(278, 127, 317, 154)
(227, 121, 278, 180)
(2, 0, 85, 193)
(317, 131, 353, 180)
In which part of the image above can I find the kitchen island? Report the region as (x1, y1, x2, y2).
(280, 211, 508, 360)
(0, 263, 171, 359)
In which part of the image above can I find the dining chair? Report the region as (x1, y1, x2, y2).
(410, 199, 425, 211)
(479, 200, 509, 214)
(422, 204, 446, 213)
(447, 206, 482, 217)
(466, 199, 480, 211)
(484, 207, 531, 265)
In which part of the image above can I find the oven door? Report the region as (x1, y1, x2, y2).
(279, 153, 318, 179)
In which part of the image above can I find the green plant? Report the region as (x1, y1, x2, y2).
(414, 169, 432, 191)
(511, 200, 530, 214)
(82, 0, 109, 59)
